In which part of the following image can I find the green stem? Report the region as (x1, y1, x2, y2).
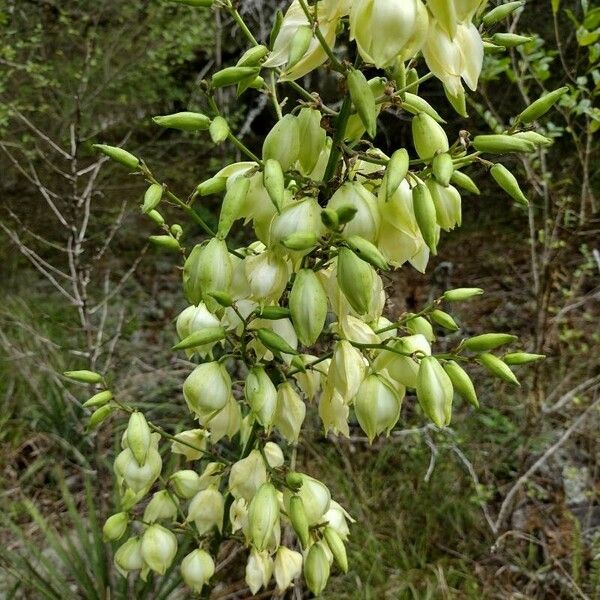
(323, 95, 353, 186)
(225, 3, 259, 46)
(297, 0, 345, 73)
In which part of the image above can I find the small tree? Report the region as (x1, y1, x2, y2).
(67, 0, 564, 595)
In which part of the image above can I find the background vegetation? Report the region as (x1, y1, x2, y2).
(1, 0, 598, 598)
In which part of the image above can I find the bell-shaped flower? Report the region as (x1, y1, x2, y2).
(181, 549, 215, 594)
(188, 486, 225, 535)
(353, 374, 403, 442)
(229, 449, 267, 501)
(245, 367, 278, 427)
(423, 20, 483, 97)
(323, 500, 355, 541)
(350, 0, 429, 68)
(328, 181, 380, 242)
(171, 428, 208, 461)
(274, 546, 303, 591)
(183, 362, 231, 420)
(328, 340, 367, 402)
(143, 490, 179, 524)
(274, 382, 306, 443)
(205, 395, 242, 443)
(263, 1, 341, 80)
(245, 549, 274, 595)
(427, 180, 462, 231)
(269, 197, 323, 249)
(373, 333, 432, 388)
(244, 250, 289, 303)
(319, 384, 350, 437)
(140, 524, 177, 575)
(284, 474, 331, 525)
(176, 303, 221, 358)
(114, 536, 144, 577)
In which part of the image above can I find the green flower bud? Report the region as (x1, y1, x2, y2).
(82, 390, 113, 408)
(412, 113, 449, 160)
(183, 362, 232, 418)
(170, 470, 202, 499)
(64, 369, 103, 384)
(93, 144, 139, 170)
(400, 93, 446, 123)
(335, 204, 359, 225)
(406, 314, 436, 342)
(263, 159, 285, 212)
(248, 482, 280, 551)
(208, 290, 233, 307)
(88, 404, 115, 430)
(149, 235, 180, 250)
(172, 326, 226, 351)
(288, 495, 310, 549)
(354, 374, 402, 443)
(324, 526, 348, 573)
(321, 208, 339, 230)
(126, 412, 151, 467)
(114, 536, 143, 577)
(337, 247, 375, 315)
(417, 356, 454, 427)
(245, 367, 278, 427)
(257, 305, 291, 320)
(286, 471, 303, 490)
(274, 547, 302, 591)
(183, 239, 232, 306)
(256, 328, 299, 355)
(513, 131, 553, 147)
(237, 45, 270, 67)
(348, 68, 377, 138)
(297, 107, 326, 174)
(196, 176, 227, 196)
(385, 148, 410, 199)
(443, 360, 478, 408)
(491, 33, 532, 48)
(141, 184, 163, 214)
(289, 269, 328, 346)
(463, 333, 518, 352)
(143, 490, 179, 523)
(406, 67, 420, 93)
(188, 487, 224, 534)
(346, 235, 388, 270)
(274, 383, 306, 443)
(503, 352, 545, 365)
(482, 1, 525, 26)
(442, 287, 484, 301)
(153, 111, 210, 132)
(103, 512, 129, 541)
(218, 176, 250, 238)
(413, 182, 439, 255)
(450, 170, 480, 195)
(287, 25, 313, 69)
(304, 542, 330, 596)
(445, 85, 468, 118)
(141, 524, 177, 575)
(262, 114, 300, 171)
(181, 549, 215, 594)
(211, 66, 260, 88)
(148, 210, 165, 226)
(209, 116, 230, 144)
(430, 309, 459, 331)
(432, 153, 454, 187)
(518, 87, 568, 123)
(490, 164, 528, 206)
(170, 224, 183, 239)
(428, 0, 458, 38)
(282, 232, 319, 251)
(472, 134, 535, 154)
(478, 353, 520, 385)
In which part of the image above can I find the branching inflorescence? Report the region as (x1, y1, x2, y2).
(65, 0, 564, 595)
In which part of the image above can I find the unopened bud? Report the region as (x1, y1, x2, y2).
(264, 441, 284, 468)
(450, 170, 480, 195)
(237, 45, 270, 67)
(172, 326, 226, 351)
(503, 352, 545, 365)
(385, 148, 410, 199)
(88, 404, 115, 429)
(248, 482, 280, 551)
(324, 526, 348, 573)
(413, 182, 438, 255)
(432, 153, 454, 187)
(412, 113, 449, 160)
(490, 164, 528, 206)
(482, 1, 525, 26)
(478, 353, 520, 385)
(288, 495, 310, 549)
(263, 159, 285, 212)
(416, 356, 454, 427)
(304, 542, 330, 596)
(443, 360, 478, 408)
(93, 144, 139, 170)
(153, 111, 210, 131)
(149, 235, 180, 251)
(430, 309, 459, 331)
(491, 33, 532, 48)
(287, 25, 313, 69)
(472, 134, 534, 154)
(212, 66, 260, 88)
(127, 412, 151, 467)
(256, 328, 299, 355)
(218, 176, 250, 238)
(82, 390, 112, 408)
(148, 210, 165, 225)
(64, 369, 103, 384)
(262, 114, 300, 171)
(141, 184, 163, 214)
(103, 512, 128, 541)
(337, 247, 375, 315)
(442, 287, 483, 302)
(347, 68, 377, 138)
(196, 176, 227, 196)
(401, 93, 446, 123)
(463, 333, 517, 352)
(289, 269, 328, 346)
